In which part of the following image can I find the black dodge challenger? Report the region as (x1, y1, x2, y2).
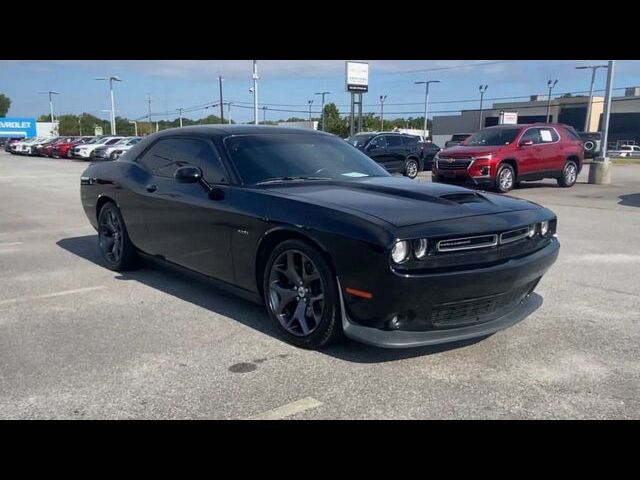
(80, 125, 559, 349)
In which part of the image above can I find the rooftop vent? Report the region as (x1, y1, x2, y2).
(530, 95, 546, 102)
(624, 87, 640, 97)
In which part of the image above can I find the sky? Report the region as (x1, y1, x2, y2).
(2, 60, 640, 124)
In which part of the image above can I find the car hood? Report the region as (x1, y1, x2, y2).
(264, 176, 539, 227)
(439, 144, 506, 158)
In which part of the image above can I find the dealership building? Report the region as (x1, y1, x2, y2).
(432, 87, 640, 148)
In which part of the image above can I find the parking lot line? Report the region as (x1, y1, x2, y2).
(248, 397, 323, 420)
(0, 286, 107, 307)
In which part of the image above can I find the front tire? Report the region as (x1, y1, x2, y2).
(404, 158, 419, 179)
(263, 239, 343, 349)
(557, 160, 578, 188)
(98, 202, 139, 271)
(495, 163, 515, 193)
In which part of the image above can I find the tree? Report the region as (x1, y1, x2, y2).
(322, 103, 349, 137)
(0, 94, 10, 117)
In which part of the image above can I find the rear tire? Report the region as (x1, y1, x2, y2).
(97, 202, 139, 271)
(557, 160, 578, 188)
(495, 163, 515, 193)
(263, 239, 343, 349)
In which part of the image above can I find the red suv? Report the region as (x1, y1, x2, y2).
(432, 123, 584, 192)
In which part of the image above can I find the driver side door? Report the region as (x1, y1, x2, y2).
(129, 136, 235, 283)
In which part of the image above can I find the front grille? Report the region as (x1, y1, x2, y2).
(437, 234, 498, 252)
(437, 158, 472, 170)
(500, 227, 530, 245)
(431, 279, 539, 328)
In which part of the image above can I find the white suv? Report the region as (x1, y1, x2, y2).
(72, 136, 123, 159)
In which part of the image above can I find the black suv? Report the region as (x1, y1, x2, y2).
(347, 132, 423, 178)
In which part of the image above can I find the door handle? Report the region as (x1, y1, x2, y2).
(146, 184, 157, 193)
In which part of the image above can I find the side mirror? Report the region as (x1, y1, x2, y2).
(174, 165, 203, 183)
(519, 139, 534, 147)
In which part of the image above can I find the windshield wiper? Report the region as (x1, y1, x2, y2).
(255, 176, 332, 185)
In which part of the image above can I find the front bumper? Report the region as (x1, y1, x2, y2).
(339, 238, 559, 348)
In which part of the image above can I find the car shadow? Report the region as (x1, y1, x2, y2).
(57, 235, 491, 364)
(618, 193, 640, 207)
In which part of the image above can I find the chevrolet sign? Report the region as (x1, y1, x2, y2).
(0, 117, 37, 138)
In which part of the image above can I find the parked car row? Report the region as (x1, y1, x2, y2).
(5, 135, 142, 161)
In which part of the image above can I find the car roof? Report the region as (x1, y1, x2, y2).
(150, 125, 334, 138)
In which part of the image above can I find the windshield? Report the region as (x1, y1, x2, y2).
(346, 134, 375, 148)
(224, 133, 390, 185)
(464, 128, 521, 146)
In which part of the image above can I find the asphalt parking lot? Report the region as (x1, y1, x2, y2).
(0, 151, 639, 419)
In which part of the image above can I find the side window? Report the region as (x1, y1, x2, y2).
(539, 128, 559, 143)
(138, 137, 226, 182)
(402, 136, 418, 146)
(369, 136, 387, 149)
(386, 135, 403, 147)
(520, 128, 541, 144)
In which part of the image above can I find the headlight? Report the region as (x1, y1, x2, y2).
(413, 239, 428, 259)
(540, 221, 549, 237)
(391, 240, 410, 264)
(472, 154, 493, 161)
(527, 224, 537, 238)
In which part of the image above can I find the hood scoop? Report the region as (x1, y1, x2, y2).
(439, 192, 489, 205)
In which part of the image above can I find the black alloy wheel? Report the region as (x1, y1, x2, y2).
(98, 202, 139, 271)
(264, 239, 342, 349)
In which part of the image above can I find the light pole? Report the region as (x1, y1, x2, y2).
(252, 60, 259, 125)
(379, 94, 388, 131)
(218, 76, 225, 123)
(227, 102, 232, 124)
(314, 91, 331, 131)
(308, 100, 314, 128)
(96, 76, 122, 135)
(415, 80, 440, 140)
(38, 90, 60, 125)
(129, 121, 138, 136)
(146, 94, 152, 135)
(262, 105, 267, 124)
(478, 85, 488, 130)
(589, 61, 614, 185)
(546, 79, 558, 122)
(178, 107, 183, 127)
(575, 64, 607, 132)
(78, 113, 83, 136)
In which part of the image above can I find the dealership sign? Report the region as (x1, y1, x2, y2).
(345, 62, 369, 93)
(0, 117, 37, 138)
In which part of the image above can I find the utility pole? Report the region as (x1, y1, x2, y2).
(379, 94, 388, 131)
(146, 94, 153, 135)
(575, 64, 607, 132)
(218, 76, 224, 123)
(252, 60, 259, 125)
(314, 91, 331, 131)
(262, 106, 267, 124)
(227, 102, 232, 124)
(178, 107, 183, 127)
(546, 79, 558, 122)
(478, 85, 488, 130)
(308, 100, 314, 128)
(414, 80, 440, 140)
(589, 61, 614, 185)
